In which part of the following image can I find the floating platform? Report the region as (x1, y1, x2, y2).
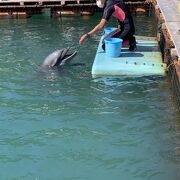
(91, 36, 167, 77)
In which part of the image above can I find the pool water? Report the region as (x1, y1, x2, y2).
(0, 14, 180, 180)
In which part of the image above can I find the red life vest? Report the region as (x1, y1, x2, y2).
(112, 5, 125, 22)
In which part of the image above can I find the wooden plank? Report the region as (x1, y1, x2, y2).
(0, 0, 89, 2)
(157, 0, 180, 58)
(157, 0, 180, 22)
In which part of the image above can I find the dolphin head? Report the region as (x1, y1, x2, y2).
(41, 48, 77, 68)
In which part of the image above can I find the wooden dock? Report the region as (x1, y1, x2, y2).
(0, 0, 89, 5)
(155, 0, 180, 56)
(154, 0, 180, 107)
(0, 0, 152, 17)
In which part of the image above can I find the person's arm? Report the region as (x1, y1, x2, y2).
(79, 19, 107, 45)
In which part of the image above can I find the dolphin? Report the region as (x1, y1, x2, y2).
(41, 48, 77, 68)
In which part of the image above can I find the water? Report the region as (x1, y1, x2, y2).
(0, 14, 180, 180)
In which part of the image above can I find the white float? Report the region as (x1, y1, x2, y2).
(91, 36, 167, 77)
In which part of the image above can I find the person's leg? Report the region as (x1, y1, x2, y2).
(126, 17, 136, 51)
(128, 35, 136, 51)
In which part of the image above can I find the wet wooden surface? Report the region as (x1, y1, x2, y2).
(157, 0, 180, 106)
(157, 0, 180, 58)
(157, 0, 179, 22)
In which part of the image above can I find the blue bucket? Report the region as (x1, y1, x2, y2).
(104, 27, 117, 35)
(105, 38, 123, 58)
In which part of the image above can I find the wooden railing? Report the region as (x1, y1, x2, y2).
(0, 0, 94, 5)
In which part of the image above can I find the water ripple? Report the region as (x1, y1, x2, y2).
(0, 14, 179, 180)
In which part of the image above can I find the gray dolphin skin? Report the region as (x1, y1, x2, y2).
(41, 48, 77, 68)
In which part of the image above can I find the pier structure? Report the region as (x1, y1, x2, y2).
(153, 0, 180, 107)
(0, 0, 152, 18)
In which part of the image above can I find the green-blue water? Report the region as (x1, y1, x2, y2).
(0, 14, 180, 180)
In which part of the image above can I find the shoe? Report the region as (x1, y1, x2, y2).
(129, 36, 137, 51)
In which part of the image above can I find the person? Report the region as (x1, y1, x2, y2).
(79, 0, 136, 51)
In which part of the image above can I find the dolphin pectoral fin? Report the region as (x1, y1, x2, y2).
(60, 51, 77, 66)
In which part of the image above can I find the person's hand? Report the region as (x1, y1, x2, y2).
(79, 34, 89, 45)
